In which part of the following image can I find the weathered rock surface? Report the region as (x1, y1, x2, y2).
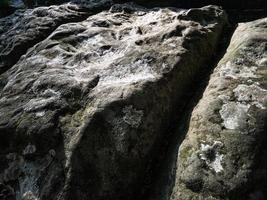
(0, 0, 112, 74)
(0, 4, 227, 200)
(171, 18, 267, 200)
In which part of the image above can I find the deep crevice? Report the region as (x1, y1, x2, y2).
(137, 8, 267, 200)
(114, 0, 267, 9)
(137, 13, 237, 200)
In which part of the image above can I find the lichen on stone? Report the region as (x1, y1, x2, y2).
(35, 111, 45, 117)
(219, 102, 250, 130)
(24, 89, 61, 112)
(199, 141, 224, 173)
(123, 105, 143, 128)
(233, 84, 267, 109)
(257, 57, 267, 67)
(22, 191, 38, 200)
(100, 58, 156, 86)
(220, 61, 258, 80)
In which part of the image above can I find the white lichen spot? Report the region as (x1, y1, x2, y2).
(22, 191, 38, 200)
(41, 89, 60, 98)
(122, 105, 143, 128)
(233, 84, 267, 109)
(24, 98, 55, 112)
(35, 111, 45, 117)
(100, 58, 156, 86)
(257, 57, 267, 67)
(218, 94, 230, 103)
(168, 43, 176, 47)
(247, 79, 253, 84)
(210, 154, 224, 173)
(219, 102, 250, 130)
(46, 55, 65, 67)
(199, 141, 224, 173)
(23, 144, 36, 156)
(83, 34, 104, 47)
(220, 61, 258, 79)
(24, 89, 60, 112)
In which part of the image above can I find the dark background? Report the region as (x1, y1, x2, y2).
(114, 0, 267, 9)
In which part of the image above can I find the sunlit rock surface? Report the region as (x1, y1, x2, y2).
(171, 18, 267, 200)
(0, 3, 227, 200)
(0, 0, 112, 74)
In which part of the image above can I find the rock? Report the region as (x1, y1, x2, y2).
(0, 0, 112, 75)
(114, 0, 267, 9)
(0, 4, 227, 200)
(171, 18, 267, 200)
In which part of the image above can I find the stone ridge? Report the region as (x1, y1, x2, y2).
(171, 17, 267, 200)
(0, 4, 227, 200)
(0, 0, 112, 75)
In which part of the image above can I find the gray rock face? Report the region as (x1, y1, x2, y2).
(0, 0, 112, 74)
(0, 3, 227, 200)
(171, 18, 267, 200)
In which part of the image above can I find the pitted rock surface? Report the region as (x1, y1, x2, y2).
(0, 4, 227, 200)
(171, 18, 267, 200)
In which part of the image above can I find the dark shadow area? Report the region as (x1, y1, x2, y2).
(114, 0, 267, 9)
(136, 7, 267, 200)
(137, 18, 235, 200)
(0, 5, 15, 17)
(0, 0, 69, 17)
(227, 9, 267, 24)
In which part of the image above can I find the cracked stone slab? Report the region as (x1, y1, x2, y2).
(0, 4, 226, 200)
(171, 17, 267, 200)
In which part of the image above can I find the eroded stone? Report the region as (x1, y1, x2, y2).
(171, 18, 267, 200)
(0, 4, 227, 200)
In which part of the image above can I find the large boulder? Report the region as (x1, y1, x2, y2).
(171, 18, 267, 200)
(0, 4, 227, 200)
(0, 0, 112, 74)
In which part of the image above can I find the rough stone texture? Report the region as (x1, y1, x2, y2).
(0, 4, 227, 200)
(0, 0, 112, 74)
(171, 18, 267, 200)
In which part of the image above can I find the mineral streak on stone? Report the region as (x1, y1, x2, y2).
(171, 18, 267, 200)
(0, 0, 112, 75)
(0, 3, 227, 200)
